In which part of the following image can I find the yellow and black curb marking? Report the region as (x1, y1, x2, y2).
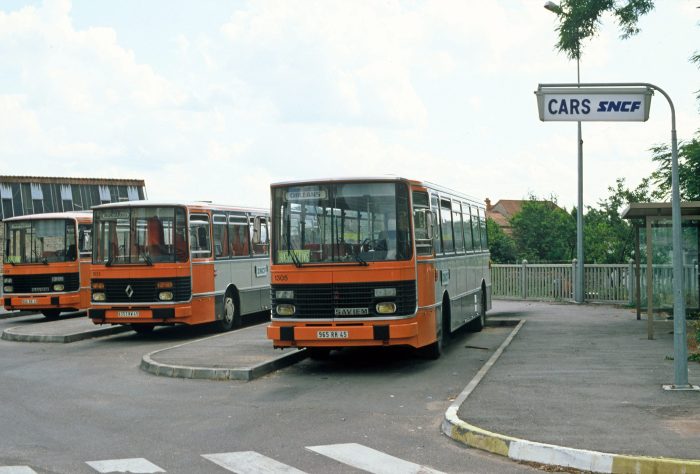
(441, 320, 700, 474)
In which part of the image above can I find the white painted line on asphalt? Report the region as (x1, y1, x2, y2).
(307, 443, 445, 474)
(85, 458, 165, 473)
(202, 451, 307, 473)
(0, 467, 38, 474)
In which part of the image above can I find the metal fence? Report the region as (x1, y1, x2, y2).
(492, 260, 699, 308)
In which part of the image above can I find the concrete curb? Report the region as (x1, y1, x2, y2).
(1, 324, 130, 343)
(140, 331, 307, 381)
(0, 310, 36, 320)
(441, 319, 700, 474)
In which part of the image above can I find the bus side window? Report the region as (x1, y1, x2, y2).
(430, 194, 442, 254)
(412, 191, 432, 256)
(213, 214, 229, 259)
(440, 198, 454, 253)
(78, 224, 92, 258)
(478, 208, 488, 249)
(251, 215, 269, 256)
(189, 214, 211, 258)
(463, 204, 474, 251)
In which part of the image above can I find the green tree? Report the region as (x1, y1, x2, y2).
(510, 196, 575, 263)
(547, 0, 654, 60)
(486, 218, 517, 263)
(583, 178, 653, 263)
(649, 134, 700, 201)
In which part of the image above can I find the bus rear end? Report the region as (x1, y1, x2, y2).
(88, 204, 194, 333)
(3, 213, 92, 319)
(266, 179, 439, 356)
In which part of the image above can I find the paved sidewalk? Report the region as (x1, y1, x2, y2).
(444, 300, 700, 473)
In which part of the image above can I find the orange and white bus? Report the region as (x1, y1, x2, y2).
(88, 201, 270, 334)
(267, 177, 491, 359)
(3, 211, 93, 319)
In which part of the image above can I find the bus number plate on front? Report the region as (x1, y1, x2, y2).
(317, 330, 348, 339)
(21, 299, 37, 304)
(117, 311, 140, 317)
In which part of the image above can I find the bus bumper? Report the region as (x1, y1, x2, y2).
(3, 293, 81, 311)
(88, 305, 192, 324)
(267, 321, 420, 349)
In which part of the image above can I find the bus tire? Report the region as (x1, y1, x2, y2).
(217, 290, 239, 332)
(41, 310, 61, 320)
(466, 287, 487, 332)
(131, 324, 155, 335)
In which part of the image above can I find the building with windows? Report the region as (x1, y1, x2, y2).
(0, 176, 147, 265)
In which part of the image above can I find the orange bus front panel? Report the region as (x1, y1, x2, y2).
(268, 309, 438, 349)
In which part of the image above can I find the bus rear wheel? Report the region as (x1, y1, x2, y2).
(41, 310, 61, 320)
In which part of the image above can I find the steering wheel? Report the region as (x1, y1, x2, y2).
(360, 238, 376, 252)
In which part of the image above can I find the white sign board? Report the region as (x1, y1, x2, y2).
(536, 87, 652, 122)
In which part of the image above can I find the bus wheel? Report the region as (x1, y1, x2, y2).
(131, 324, 155, 335)
(419, 303, 447, 360)
(41, 310, 61, 320)
(217, 292, 238, 332)
(466, 289, 487, 332)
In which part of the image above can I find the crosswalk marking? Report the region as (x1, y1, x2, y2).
(85, 458, 165, 473)
(202, 452, 306, 474)
(307, 443, 446, 474)
(6, 442, 445, 474)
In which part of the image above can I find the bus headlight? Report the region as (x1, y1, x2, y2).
(52, 284, 65, 291)
(375, 302, 397, 314)
(3, 285, 13, 293)
(92, 292, 106, 302)
(276, 304, 295, 316)
(158, 291, 174, 301)
(275, 290, 294, 299)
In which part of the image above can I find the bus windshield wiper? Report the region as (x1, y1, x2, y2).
(140, 250, 153, 266)
(41, 257, 48, 265)
(105, 255, 114, 267)
(352, 248, 368, 266)
(287, 248, 303, 268)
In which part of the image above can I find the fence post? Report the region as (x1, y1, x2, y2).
(521, 260, 528, 300)
(571, 259, 577, 302)
(628, 259, 635, 306)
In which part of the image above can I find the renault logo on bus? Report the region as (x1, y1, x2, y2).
(535, 86, 653, 122)
(125, 285, 134, 298)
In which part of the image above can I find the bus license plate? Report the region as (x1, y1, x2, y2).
(317, 330, 348, 339)
(21, 299, 38, 304)
(117, 311, 140, 317)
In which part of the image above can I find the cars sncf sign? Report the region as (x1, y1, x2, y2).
(535, 87, 653, 122)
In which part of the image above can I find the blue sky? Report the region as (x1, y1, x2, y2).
(1, 0, 698, 210)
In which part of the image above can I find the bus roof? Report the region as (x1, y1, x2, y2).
(3, 210, 92, 222)
(91, 200, 268, 214)
(270, 176, 485, 208)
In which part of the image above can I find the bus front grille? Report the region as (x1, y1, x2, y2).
(95, 277, 192, 303)
(5, 273, 79, 293)
(271, 280, 416, 318)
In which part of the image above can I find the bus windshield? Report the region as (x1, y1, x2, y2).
(272, 181, 411, 264)
(93, 206, 188, 265)
(4, 219, 77, 264)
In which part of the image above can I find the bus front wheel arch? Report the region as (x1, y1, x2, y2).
(418, 292, 450, 360)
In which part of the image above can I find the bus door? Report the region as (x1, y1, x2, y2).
(412, 190, 436, 321)
(212, 213, 231, 301)
(250, 214, 270, 311)
(78, 222, 92, 308)
(227, 213, 254, 313)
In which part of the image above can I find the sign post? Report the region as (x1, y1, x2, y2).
(535, 82, 697, 391)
